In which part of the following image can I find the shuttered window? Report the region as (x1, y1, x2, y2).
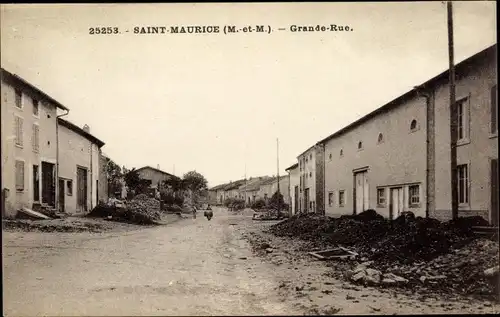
(15, 89, 22, 108)
(15, 116, 23, 147)
(32, 124, 39, 152)
(15, 160, 25, 191)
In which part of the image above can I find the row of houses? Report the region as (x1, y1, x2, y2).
(1, 68, 108, 217)
(285, 44, 498, 225)
(209, 175, 290, 206)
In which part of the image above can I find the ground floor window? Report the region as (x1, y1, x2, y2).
(328, 192, 333, 207)
(409, 184, 420, 206)
(457, 164, 469, 204)
(338, 190, 345, 207)
(377, 188, 386, 206)
(15, 160, 25, 191)
(67, 180, 73, 196)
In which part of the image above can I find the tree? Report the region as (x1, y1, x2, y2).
(269, 191, 285, 210)
(105, 157, 123, 196)
(182, 171, 208, 192)
(124, 168, 149, 195)
(182, 171, 208, 205)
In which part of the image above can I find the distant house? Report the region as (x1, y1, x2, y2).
(223, 179, 246, 200)
(286, 163, 299, 215)
(239, 176, 272, 205)
(258, 176, 290, 204)
(58, 118, 106, 214)
(135, 166, 178, 191)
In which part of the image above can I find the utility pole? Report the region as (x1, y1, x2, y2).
(244, 163, 248, 207)
(448, 1, 458, 220)
(277, 138, 281, 213)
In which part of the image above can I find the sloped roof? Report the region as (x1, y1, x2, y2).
(285, 163, 299, 171)
(317, 43, 497, 146)
(1, 68, 69, 111)
(135, 166, 179, 179)
(240, 176, 273, 191)
(223, 179, 246, 190)
(58, 118, 105, 147)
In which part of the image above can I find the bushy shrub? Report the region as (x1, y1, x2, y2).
(251, 198, 266, 210)
(269, 191, 285, 210)
(174, 195, 184, 206)
(224, 197, 245, 210)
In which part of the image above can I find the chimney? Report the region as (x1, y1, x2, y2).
(83, 124, 90, 133)
(157, 164, 160, 169)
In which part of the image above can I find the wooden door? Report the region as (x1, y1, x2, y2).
(41, 162, 55, 206)
(58, 179, 65, 213)
(33, 165, 40, 202)
(77, 167, 88, 212)
(390, 187, 404, 220)
(294, 186, 299, 214)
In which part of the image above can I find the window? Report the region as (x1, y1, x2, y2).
(457, 164, 469, 204)
(339, 190, 345, 207)
(329, 153, 332, 160)
(358, 141, 363, 150)
(15, 89, 22, 108)
(310, 154, 312, 160)
(410, 119, 418, 131)
(378, 133, 384, 144)
(457, 98, 469, 141)
(33, 99, 39, 116)
(32, 124, 39, 152)
(409, 185, 420, 206)
(377, 188, 386, 206)
(328, 192, 333, 207)
(309, 172, 312, 177)
(67, 180, 73, 196)
(15, 116, 23, 147)
(340, 149, 343, 157)
(15, 160, 24, 191)
(491, 85, 497, 134)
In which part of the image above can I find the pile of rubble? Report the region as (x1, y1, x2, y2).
(87, 195, 162, 225)
(253, 208, 288, 221)
(269, 211, 499, 298)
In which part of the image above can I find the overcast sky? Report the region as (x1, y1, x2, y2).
(1, 2, 496, 187)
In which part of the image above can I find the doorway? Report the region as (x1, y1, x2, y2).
(354, 171, 369, 214)
(304, 188, 310, 212)
(76, 167, 88, 212)
(41, 162, 55, 206)
(491, 159, 498, 226)
(58, 179, 65, 213)
(390, 187, 404, 220)
(33, 165, 40, 202)
(294, 186, 299, 214)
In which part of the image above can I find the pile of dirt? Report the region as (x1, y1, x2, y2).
(2, 219, 107, 233)
(253, 208, 288, 220)
(87, 196, 162, 225)
(269, 211, 498, 298)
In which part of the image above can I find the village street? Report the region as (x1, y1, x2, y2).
(3, 208, 499, 316)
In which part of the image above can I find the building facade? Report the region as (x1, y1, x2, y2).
(286, 163, 299, 215)
(1, 68, 69, 217)
(136, 166, 177, 190)
(298, 145, 319, 213)
(317, 44, 497, 224)
(58, 119, 106, 214)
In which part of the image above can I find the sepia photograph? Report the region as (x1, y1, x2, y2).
(1, 1, 498, 315)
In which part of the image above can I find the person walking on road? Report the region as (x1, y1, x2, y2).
(192, 205, 197, 219)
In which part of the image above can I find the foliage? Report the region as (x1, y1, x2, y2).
(224, 197, 245, 210)
(269, 191, 285, 210)
(124, 168, 150, 195)
(162, 176, 185, 192)
(251, 198, 266, 210)
(182, 171, 208, 192)
(105, 157, 123, 195)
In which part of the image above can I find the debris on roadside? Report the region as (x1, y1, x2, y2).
(2, 218, 110, 233)
(268, 210, 499, 299)
(87, 195, 163, 225)
(252, 208, 288, 221)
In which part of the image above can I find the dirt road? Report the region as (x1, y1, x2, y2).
(3, 208, 498, 316)
(3, 208, 294, 316)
